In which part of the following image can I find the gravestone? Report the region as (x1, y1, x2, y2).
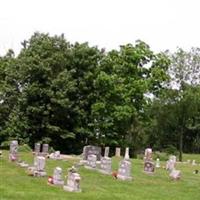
(34, 143, 41, 155)
(104, 147, 110, 157)
(169, 155, 176, 163)
(192, 160, 196, 166)
(0, 150, 2, 158)
(82, 145, 101, 161)
(63, 167, 81, 192)
(27, 156, 38, 176)
(166, 156, 176, 172)
(85, 154, 97, 169)
(117, 160, 132, 180)
(124, 147, 130, 160)
(155, 158, 160, 168)
(144, 148, 154, 173)
(17, 160, 29, 168)
(144, 161, 155, 173)
(9, 140, 18, 161)
(115, 147, 121, 157)
(42, 144, 49, 156)
(99, 157, 112, 175)
(49, 151, 61, 160)
(169, 169, 181, 180)
(34, 156, 47, 177)
(52, 167, 64, 185)
(144, 148, 153, 161)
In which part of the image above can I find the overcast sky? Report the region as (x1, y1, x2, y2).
(0, 0, 200, 55)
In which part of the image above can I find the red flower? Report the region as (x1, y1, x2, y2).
(48, 176, 54, 184)
(112, 171, 118, 179)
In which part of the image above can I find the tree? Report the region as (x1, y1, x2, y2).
(91, 41, 170, 154)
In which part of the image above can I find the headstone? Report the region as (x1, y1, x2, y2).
(34, 156, 47, 177)
(42, 144, 49, 156)
(27, 156, 38, 176)
(82, 145, 101, 161)
(144, 148, 154, 173)
(169, 169, 181, 180)
(9, 140, 18, 161)
(192, 160, 196, 166)
(63, 167, 81, 192)
(52, 167, 64, 185)
(34, 143, 41, 155)
(166, 156, 176, 172)
(49, 151, 61, 160)
(17, 160, 29, 168)
(115, 147, 121, 157)
(104, 147, 110, 157)
(0, 150, 2, 158)
(155, 158, 160, 168)
(117, 160, 132, 180)
(169, 155, 176, 163)
(124, 147, 130, 160)
(144, 161, 155, 173)
(85, 154, 97, 169)
(144, 148, 153, 161)
(99, 157, 112, 175)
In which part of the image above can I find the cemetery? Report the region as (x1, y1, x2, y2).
(0, 142, 199, 200)
(0, 3, 200, 199)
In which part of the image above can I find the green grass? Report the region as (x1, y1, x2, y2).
(0, 151, 199, 200)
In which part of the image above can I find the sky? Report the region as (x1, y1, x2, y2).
(0, 0, 200, 56)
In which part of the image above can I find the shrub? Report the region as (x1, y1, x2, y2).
(153, 151, 168, 161)
(164, 145, 178, 156)
(18, 144, 32, 152)
(0, 141, 10, 150)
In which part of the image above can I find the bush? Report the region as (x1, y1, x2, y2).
(153, 151, 168, 161)
(18, 144, 32, 152)
(164, 145, 178, 156)
(0, 141, 10, 150)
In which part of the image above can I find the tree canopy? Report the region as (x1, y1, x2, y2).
(0, 33, 199, 157)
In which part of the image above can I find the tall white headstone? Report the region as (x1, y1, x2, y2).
(9, 140, 18, 161)
(115, 147, 121, 157)
(104, 147, 110, 157)
(124, 147, 130, 160)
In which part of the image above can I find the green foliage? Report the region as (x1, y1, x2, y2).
(18, 144, 32, 152)
(0, 141, 10, 149)
(153, 151, 168, 161)
(164, 145, 178, 156)
(0, 32, 199, 155)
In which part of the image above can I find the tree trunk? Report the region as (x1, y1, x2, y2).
(179, 129, 183, 162)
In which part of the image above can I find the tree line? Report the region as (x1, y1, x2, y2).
(0, 33, 200, 160)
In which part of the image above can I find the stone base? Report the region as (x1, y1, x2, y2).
(18, 162, 29, 168)
(63, 185, 81, 192)
(84, 165, 96, 170)
(117, 174, 133, 181)
(98, 169, 111, 175)
(144, 170, 155, 175)
(79, 160, 87, 165)
(34, 171, 47, 177)
(53, 180, 64, 185)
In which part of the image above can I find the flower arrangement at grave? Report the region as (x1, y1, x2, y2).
(47, 176, 54, 184)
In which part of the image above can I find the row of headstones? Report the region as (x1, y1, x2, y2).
(83, 146, 182, 180)
(9, 140, 81, 192)
(8, 141, 188, 192)
(34, 143, 62, 160)
(82, 146, 132, 180)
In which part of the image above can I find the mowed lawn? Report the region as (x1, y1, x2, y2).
(0, 151, 200, 200)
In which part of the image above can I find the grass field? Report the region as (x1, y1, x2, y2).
(0, 151, 199, 200)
